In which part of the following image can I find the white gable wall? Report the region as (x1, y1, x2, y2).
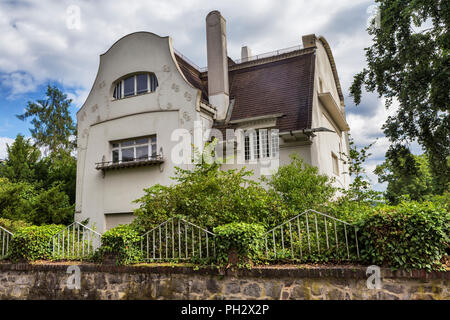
(75, 32, 202, 232)
(310, 39, 350, 190)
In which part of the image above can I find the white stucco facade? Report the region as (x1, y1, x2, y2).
(75, 32, 212, 232)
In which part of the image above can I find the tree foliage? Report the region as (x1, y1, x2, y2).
(0, 178, 36, 221)
(0, 86, 77, 225)
(38, 150, 77, 205)
(17, 85, 76, 154)
(375, 151, 436, 203)
(350, 0, 449, 193)
(28, 183, 74, 225)
(133, 160, 284, 231)
(0, 134, 41, 183)
(340, 137, 382, 203)
(0, 178, 73, 226)
(264, 154, 336, 213)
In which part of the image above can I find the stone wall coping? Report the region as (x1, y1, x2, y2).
(0, 262, 448, 280)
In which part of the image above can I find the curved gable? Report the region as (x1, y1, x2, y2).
(78, 31, 200, 116)
(317, 36, 344, 105)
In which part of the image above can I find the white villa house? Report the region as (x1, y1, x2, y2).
(75, 11, 350, 232)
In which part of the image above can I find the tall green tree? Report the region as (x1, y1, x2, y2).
(375, 152, 435, 204)
(350, 0, 449, 193)
(340, 137, 382, 203)
(0, 178, 36, 221)
(0, 134, 40, 183)
(40, 150, 77, 205)
(17, 85, 76, 154)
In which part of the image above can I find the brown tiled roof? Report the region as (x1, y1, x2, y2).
(228, 52, 315, 132)
(175, 54, 208, 102)
(176, 51, 316, 132)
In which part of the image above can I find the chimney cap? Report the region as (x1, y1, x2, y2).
(302, 34, 317, 48)
(206, 10, 222, 18)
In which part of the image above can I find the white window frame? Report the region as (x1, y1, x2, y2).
(244, 128, 279, 161)
(111, 136, 157, 163)
(113, 73, 157, 100)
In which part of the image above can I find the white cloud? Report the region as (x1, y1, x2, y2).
(347, 97, 398, 148)
(0, 136, 51, 160)
(1, 0, 394, 190)
(0, 0, 373, 93)
(0, 137, 14, 159)
(1, 72, 37, 97)
(364, 159, 387, 191)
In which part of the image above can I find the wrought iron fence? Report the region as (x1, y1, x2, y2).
(141, 217, 216, 261)
(0, 226, 13, 259)
(264, 209, 360, 261)
(51, 222, 102, 259)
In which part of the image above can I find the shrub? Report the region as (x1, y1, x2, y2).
(28, 183, 74, 225)
(214, 222, 265, 267)
(0, 178, 73, 226)
(0, 178, 36, 221)
(356, 200, 449, 270)
(97, 224, 143, 265)
(133, 161, 284, 231)
(8, 224, 65, 261)
(0, 218, 31, 233)
(325, 197, 377, 224)
(264, 154, 336, 215)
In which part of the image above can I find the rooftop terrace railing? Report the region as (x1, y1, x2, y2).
(174, 44, 304, 73)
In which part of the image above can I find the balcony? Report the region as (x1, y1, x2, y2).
(95, 155, 164, 172)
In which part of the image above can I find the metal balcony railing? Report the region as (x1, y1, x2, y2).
(95, 155, 164, 171)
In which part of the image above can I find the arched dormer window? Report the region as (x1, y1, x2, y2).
(113, 72, 158, 99)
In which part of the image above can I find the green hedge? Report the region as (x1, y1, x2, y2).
(8, 224, 65, 261)
(96, 224, 143, 265)
(0, 218, 31, 233)
(214, 222, 265, 267)
(357, 200, 449, 270)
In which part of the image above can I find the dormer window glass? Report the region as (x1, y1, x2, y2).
(113, 73, 158, 100)
(136, 74, 148, 94)
(111, 136, 157, 163)
(123, 77, 135, 97)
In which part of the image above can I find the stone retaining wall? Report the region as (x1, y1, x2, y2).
(0, 263, 448, 300)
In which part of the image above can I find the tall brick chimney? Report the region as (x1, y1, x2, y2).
(206, 11, 229, 120)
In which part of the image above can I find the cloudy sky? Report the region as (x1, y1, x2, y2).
(0, 0, 418, 190)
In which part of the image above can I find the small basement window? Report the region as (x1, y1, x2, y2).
(113, 73, 158, 100)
